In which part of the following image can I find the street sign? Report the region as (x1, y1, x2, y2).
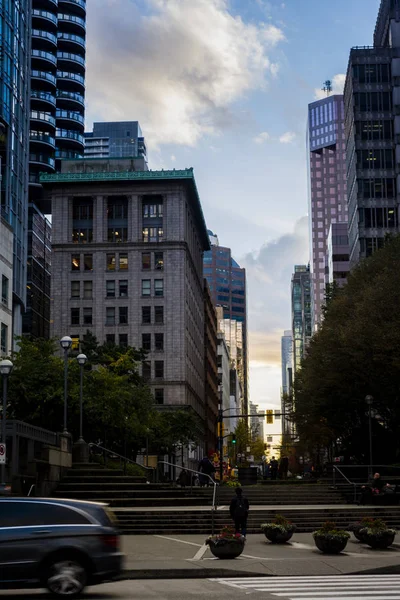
(0, 443, 6, 464)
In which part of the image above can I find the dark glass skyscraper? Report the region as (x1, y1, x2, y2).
(291, 265, 312, 373)
(85, 121, 147, 163)
(344, 0, 400, 266)
(203, 231, 248, 414)
(0, 0, 31, 341)
(307, 95, 347, 329)
(25, 0, 86, 336)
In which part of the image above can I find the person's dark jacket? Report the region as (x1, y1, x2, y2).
(371, 477, 386, 492)
(229, 495, 249, 519)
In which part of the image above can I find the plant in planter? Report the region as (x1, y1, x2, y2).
(261, 514, 297, 544)
(205, 525, 245, 559)
(313, 521, 350, 554)
(349, 517, 376, 542)
(359, 518, 396, 549)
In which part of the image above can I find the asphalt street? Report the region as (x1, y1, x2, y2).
(4, 576, 400, 599)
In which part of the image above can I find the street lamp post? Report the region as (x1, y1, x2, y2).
(0, 359, 13, 488)
(76, 354, 87, 442)
(365, 395, 374, 478)
(59, 336, 72, 434)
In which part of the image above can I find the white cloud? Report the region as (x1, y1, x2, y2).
(279, 131, 296, 144)
(253, 131, 270, 144)
(170, 155, 176, 162)
(86, 0, 285, 148)
(314, 73, 346, 100)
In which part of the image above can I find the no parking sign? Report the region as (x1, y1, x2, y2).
(0, 443, 6, 464)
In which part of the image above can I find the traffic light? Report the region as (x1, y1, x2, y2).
(266, 410, 273, 424)
(231, 434, 236, 445)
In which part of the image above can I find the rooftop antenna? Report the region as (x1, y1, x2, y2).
(322, 80, 332, 96)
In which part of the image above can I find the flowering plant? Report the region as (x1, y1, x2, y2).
(313, 521, 350, 541)
(206, 525, 245, 546)
(261, 514, 296, 534)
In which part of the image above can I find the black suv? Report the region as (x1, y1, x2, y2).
(0, 498, 123, 597)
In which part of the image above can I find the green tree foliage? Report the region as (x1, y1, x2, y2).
(234, 419, 249, 455)
(293, 235, 400, 463)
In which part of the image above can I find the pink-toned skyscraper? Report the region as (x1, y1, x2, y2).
(307, 94, 348, 329)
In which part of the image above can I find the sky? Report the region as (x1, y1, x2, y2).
(85, 0, 380, 411)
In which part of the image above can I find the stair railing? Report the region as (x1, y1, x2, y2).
(157, 460, 218, 535)
(332, 465, 358, 503)
(88, 442, 156, 483)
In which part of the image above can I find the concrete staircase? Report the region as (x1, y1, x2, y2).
(115, 506, 400, 535)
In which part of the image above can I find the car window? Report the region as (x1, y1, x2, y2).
(0, 502, 91, 527)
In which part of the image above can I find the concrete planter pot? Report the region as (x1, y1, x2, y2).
(361, 529, 396, 549)
(206, 538, 245, 559)
(262, 525, 296, 544)
(313, 534, 349, 554)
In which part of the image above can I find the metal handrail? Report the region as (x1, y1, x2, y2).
(88, 442, 156, 482)
(158, 461, 217, 535)
(27, 485, 35, 497)
(333, 466, 358, 503)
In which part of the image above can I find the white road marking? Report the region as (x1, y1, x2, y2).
(153, 534, 202, 547)
(190, 544, 209, 561)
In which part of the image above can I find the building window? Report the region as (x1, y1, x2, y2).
(119, 334, 128, 348)
(71, 281, 80, 299)
(154, 388, 164, 405)
(119, 280, 128, 297)
(73, 199, 93, 220)
(143, 201, 163, 219)
(106, 307, 115, 325)
(106, 334, 115, 345)
(155, 306, 164, 324)
(142, 360, 151, 380)
(267, 436, 273, 443)
(71, 308, 80, 325)
(142, 333, 151, 351)
(142, 252, 151, 270)
(108, 227, 128, 243)
(155, 333, 164, 352)
(154, 360, 164, 378)
(154, 279, 164, 297)
(1, 275, 8, 305)
(106, 280, 115, 298)
(83, 307, 92, 325)
(119, 253, 128, 270)
(84, 254, 93, 271)
(72, 254, 80, 270)
(72, 228, 93, 243)
(71, 336, 80, 350)
(107, 254, 116, 270)
(142, 279, 151, 296)
(142, 227, 163, 242)
(155, 252, 164, 270)
(119, 306, 128, 324)
(83, 281, 92, 299)
(142, 306, 151, 324)
(0, 323, 8, 354)
(107, 197, 128, 219)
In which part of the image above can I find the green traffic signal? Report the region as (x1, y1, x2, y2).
(231, 434, 236, 444)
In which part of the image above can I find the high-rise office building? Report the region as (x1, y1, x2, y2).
(26, 0, 86, 336)
(204, 281, 219, 453)
(326, 222, 350, 287)
(281, 330, 293, 436)
(203, 232, 248, 414)
(0, 217, 13, 356)
(41, 162, 210, 434)
(291, 265, 312, 373)
(0, 0, 31, 342)
(307, 94, 347, 329)
(344, 0, 400, 267)
(85, 122, 147, 163)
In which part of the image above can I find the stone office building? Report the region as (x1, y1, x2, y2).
(41, 160, 210, 421)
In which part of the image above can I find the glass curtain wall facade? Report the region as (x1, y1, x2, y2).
(308, 95, 347, 329)
(203, 237, 248, 414)
(0, 0, 31, 341)
(291, 265, 312, 373)
(84, 121, 147, 163)
(344, 0, 400, 266)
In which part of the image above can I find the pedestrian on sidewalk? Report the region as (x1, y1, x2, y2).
(229, 487, 249, 536)
(270, 456, 278, 481)
(279, 455, 289, 480)
(198, 456, 215, 487)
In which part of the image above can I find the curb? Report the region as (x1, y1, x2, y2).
(120, 569, 271, 580)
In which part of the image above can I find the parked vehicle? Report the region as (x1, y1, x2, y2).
(0, 497, 123, 597)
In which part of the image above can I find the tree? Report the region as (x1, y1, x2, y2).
(292, 234, 400, 463)
(234, 419, 249, 455)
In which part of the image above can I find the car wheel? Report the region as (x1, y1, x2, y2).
(45, 558, 88, 597)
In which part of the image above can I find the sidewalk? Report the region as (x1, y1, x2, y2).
(120, 532, 400, 579)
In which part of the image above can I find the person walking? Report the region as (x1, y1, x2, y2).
(229, 487, 249, 536)
(270, 456, 278, 481)
(198, 456, 216, 487)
